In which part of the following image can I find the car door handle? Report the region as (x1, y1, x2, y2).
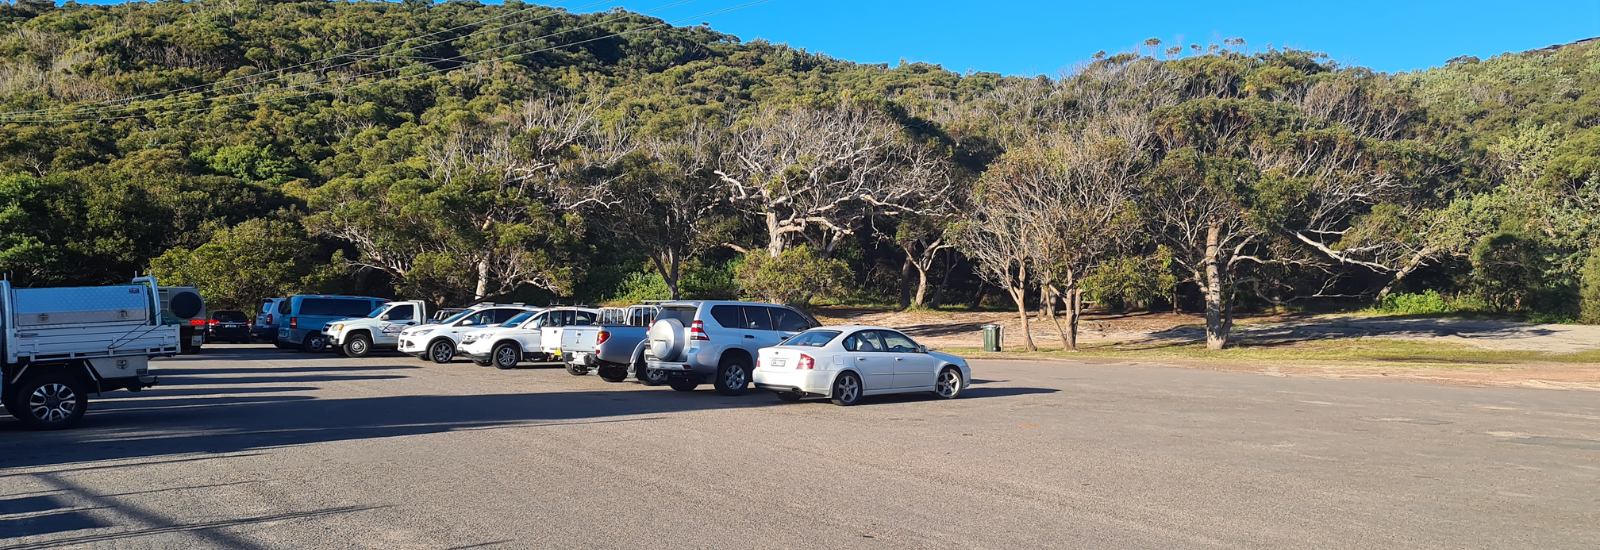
(894, 357, 903, 361)
(856, 357, 866, 361)
(744, 335, 755, 339)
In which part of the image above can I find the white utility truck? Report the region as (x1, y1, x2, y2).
(1, 277, 177, 429)
(323, 299, 428, 358)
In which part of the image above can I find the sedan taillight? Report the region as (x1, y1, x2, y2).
(797, 354, 815, 370)
(689, 320, 709, 341)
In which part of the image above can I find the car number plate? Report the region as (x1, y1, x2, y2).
(771, 359, 786, 367)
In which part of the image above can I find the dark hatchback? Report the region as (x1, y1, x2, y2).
(207, 310, 252, 344)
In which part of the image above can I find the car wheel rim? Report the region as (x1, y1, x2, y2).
(432, 344, 451, 362)
(352, 340, 366, 354)
(497, 348, 515, 366)
(29, 383, 76, 422)
(726, 366, 745, 388)
(647, 369, 667, 383)
(838, 377, 859, 402)
(937, 370, 958, 397)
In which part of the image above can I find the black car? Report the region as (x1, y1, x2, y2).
(207, 310, 252, 344)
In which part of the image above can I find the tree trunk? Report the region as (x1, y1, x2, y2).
(651, 251, 683, 301)
(474, 258, 491, 301)
(931, 250, 955, 309)
(1377, 246, 1434, 298)
(1203, 224, 1230, 350)
(1008, 284, 1037, 351)
(898, 255, 913, 309)
(1067, 287, 1082, 352)
(765, 212, 784, 258)
(1046, 284, 1070, 351)
(1041, 284, 1056, 319)
(912, 267, 930, 308)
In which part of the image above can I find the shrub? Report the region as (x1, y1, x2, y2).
(1581, 248, 1600, 324)
(608, 271, 671, 304)
(737, 245, 850, 305)
(1374, 290, 1452, 315)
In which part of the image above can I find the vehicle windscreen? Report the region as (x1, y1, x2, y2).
(437, 310, 473, 325)
(213, 311, 248, 322)
(783, 330, 841, 347)
(501, 311, 536, 327)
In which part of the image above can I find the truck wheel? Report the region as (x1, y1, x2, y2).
(668, 379, 699, 392)
(597, 364, 628, 383)
(492, 344, 520, 370)
(713, 357, 751, 396)
(343, 333, 372, 358)
(301, 333, 327, 353)
(428, 339, 455, 364)
(12, 373, 88, 430)
(565, 363, 589, 376)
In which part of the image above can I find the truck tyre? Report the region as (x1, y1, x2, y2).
(565, 363, 589, 376)
(301, 333, 328, 353)
(427, 339, 455, 364)
(343, 333, 373, 358)
(713, 356, 751, 396)
(12, 372, 89, 430)
(491, 344, 520, 370)
(668, 379, 699, 392)
(597, 364, 628, 383)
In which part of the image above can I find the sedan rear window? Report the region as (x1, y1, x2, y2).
(213, 311, 248, 322)
(784, 330, 840, 347)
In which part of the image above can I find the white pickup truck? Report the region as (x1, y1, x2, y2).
(459, 307, 598, 369)
(1, 277, 178, 429)
(324, 300, 428, 357)
(560, 305, 664, 384)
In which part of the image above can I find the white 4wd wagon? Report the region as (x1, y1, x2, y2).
(643, 301, 817, 395)
(397, 304, 537, 363)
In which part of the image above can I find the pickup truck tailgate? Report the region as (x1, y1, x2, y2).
(562, 327, 601, 354)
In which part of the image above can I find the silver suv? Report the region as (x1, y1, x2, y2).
(644, 301, 818, 395)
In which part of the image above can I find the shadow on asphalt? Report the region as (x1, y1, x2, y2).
(0, 346, 1058, 470)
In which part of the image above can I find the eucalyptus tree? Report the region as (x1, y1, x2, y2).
(714, 103, 954, 259)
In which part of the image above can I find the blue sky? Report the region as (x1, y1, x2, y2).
(572, 0, 1600, 75)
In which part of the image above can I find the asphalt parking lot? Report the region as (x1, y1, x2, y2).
(2, 346, 1598, 549)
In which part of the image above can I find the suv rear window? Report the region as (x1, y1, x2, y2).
(709, 305, 742, 328)
(658, 306, 695, 325)
(213, 311, 248, 322)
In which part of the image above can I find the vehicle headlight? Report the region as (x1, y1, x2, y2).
(414, 328, 434, 336)
(332, 324, 343, 332)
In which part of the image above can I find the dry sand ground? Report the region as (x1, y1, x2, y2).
(814, 307, 1600, 392)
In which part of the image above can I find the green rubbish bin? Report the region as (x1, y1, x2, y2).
(981, 324, 1003, 352)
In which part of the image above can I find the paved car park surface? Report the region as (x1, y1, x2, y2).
(2, 346, 1598, 549)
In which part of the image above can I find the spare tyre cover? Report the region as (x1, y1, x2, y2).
(167, 289, 204, 319)
(648, 318, 685, 362)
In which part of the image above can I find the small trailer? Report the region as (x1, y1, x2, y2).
(1, 277, 177, 429)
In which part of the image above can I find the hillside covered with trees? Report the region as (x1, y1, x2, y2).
(0, 0, 1597, 349)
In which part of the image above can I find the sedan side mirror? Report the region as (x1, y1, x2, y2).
(918, 344, 929, 354)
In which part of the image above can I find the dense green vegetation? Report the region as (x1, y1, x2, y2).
(0, 0, 1595, 348)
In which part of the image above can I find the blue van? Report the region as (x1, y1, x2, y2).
(276, 295, 389, 352)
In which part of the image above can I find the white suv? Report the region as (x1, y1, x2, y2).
(644, 301, 818, 395)
(397, 305, 536, 363)
(458, 307, 598, 369)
